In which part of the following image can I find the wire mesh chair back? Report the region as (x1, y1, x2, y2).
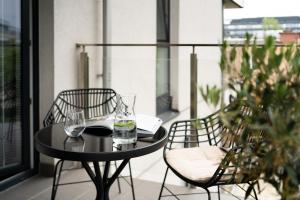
(43, 89, 136, 199)
(43, 88, 117, 127)
(165, 104, 251, 151)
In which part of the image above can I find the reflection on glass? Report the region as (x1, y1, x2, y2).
(64, 137, 85, 152)
(0, 0, 22, 180)
(113, 143, 136, 152)
(156, 48, 169, 97)
(157, 0, 169, 41)
(156, 47, 171, 114)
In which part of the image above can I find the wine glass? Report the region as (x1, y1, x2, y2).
(64, 109, 86, 137)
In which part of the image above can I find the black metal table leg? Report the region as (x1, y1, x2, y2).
(81, 159, 130, 200)
(93, 162, 104, 199)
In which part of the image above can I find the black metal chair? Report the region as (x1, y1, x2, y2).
(43, 88, 135, 200)
(158, 104, 261, 200)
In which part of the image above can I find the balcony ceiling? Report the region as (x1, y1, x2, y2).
(224, 0, 244, 8)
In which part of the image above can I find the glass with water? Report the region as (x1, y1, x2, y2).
(64, 109, 86, 137)
(113, 94, 137, 144)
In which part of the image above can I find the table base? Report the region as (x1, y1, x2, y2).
(81, 159, 130, 200)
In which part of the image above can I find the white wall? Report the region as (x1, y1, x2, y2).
(171, 0, 223, 117)
(39, 0, 104, 175)
(53, 0, 103, 97)
(40, 0, 224, 119)
(52, 0, 223, 117)
(39, 0, 103, 122)
(105, 0, 223, 117)
(106, 0, 156, 115)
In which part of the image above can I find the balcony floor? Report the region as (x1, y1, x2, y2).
(0, 167, 257, 200)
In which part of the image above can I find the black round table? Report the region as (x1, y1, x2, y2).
(35, 123, 168, 200)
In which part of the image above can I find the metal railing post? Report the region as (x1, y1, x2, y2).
(79, 48, 89, 119)
(190, 46, 197, 120)
(79, 48, 89, 89)
(190, 47, 198, 151)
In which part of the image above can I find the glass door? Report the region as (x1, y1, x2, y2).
(0, 0, 30, 181)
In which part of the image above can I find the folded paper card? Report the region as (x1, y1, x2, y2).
(136, 114, 163, 134)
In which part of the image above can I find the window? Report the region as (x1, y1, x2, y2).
(156, 0, 171, 115)
(0, 0, 31, 187)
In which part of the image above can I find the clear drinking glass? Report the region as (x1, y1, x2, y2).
(113, 94, 137, 144)
(64, 109, 86, 137)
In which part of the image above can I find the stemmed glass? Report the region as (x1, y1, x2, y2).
(64, 109, 86, 137)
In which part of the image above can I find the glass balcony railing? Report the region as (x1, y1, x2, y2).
(75, 42, 294, 123)
(75, 43, 225, 123)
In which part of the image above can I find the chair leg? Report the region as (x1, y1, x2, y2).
(114, 161, 122, 194)
(253, 187, 258, 200)
(51, 160, 64, 200)
(128, 161, 136, 200)
(204, 188, 211, 200)
(217, 186, 221, 200)
(158, 167, 169, 200)
(246, 182, 259, 200)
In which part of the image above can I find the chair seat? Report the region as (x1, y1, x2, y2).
(166, 145, 226, 182)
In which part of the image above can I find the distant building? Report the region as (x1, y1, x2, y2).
(280, 32, 300, 44)
(225, 16, 300, 42)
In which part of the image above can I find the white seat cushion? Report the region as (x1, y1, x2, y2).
(165, 146, 226, 182)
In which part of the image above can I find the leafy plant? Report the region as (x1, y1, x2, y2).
(201, 34, 300, 199)
(199, 85, 221, 107)
(262, 17, 282, 32)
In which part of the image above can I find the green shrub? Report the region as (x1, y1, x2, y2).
(202, 34, 300, 199)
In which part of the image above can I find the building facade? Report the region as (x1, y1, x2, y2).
(0, 0, 242, 190)
(225, 16, 300, 42)
(280, 32, 300, 44)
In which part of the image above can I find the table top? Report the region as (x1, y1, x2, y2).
(35, 123, 168, 162)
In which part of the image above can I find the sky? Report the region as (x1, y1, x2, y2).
(224, 0, 300, 23)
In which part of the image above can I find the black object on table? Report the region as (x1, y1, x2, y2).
(35, 124, 167, 200)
